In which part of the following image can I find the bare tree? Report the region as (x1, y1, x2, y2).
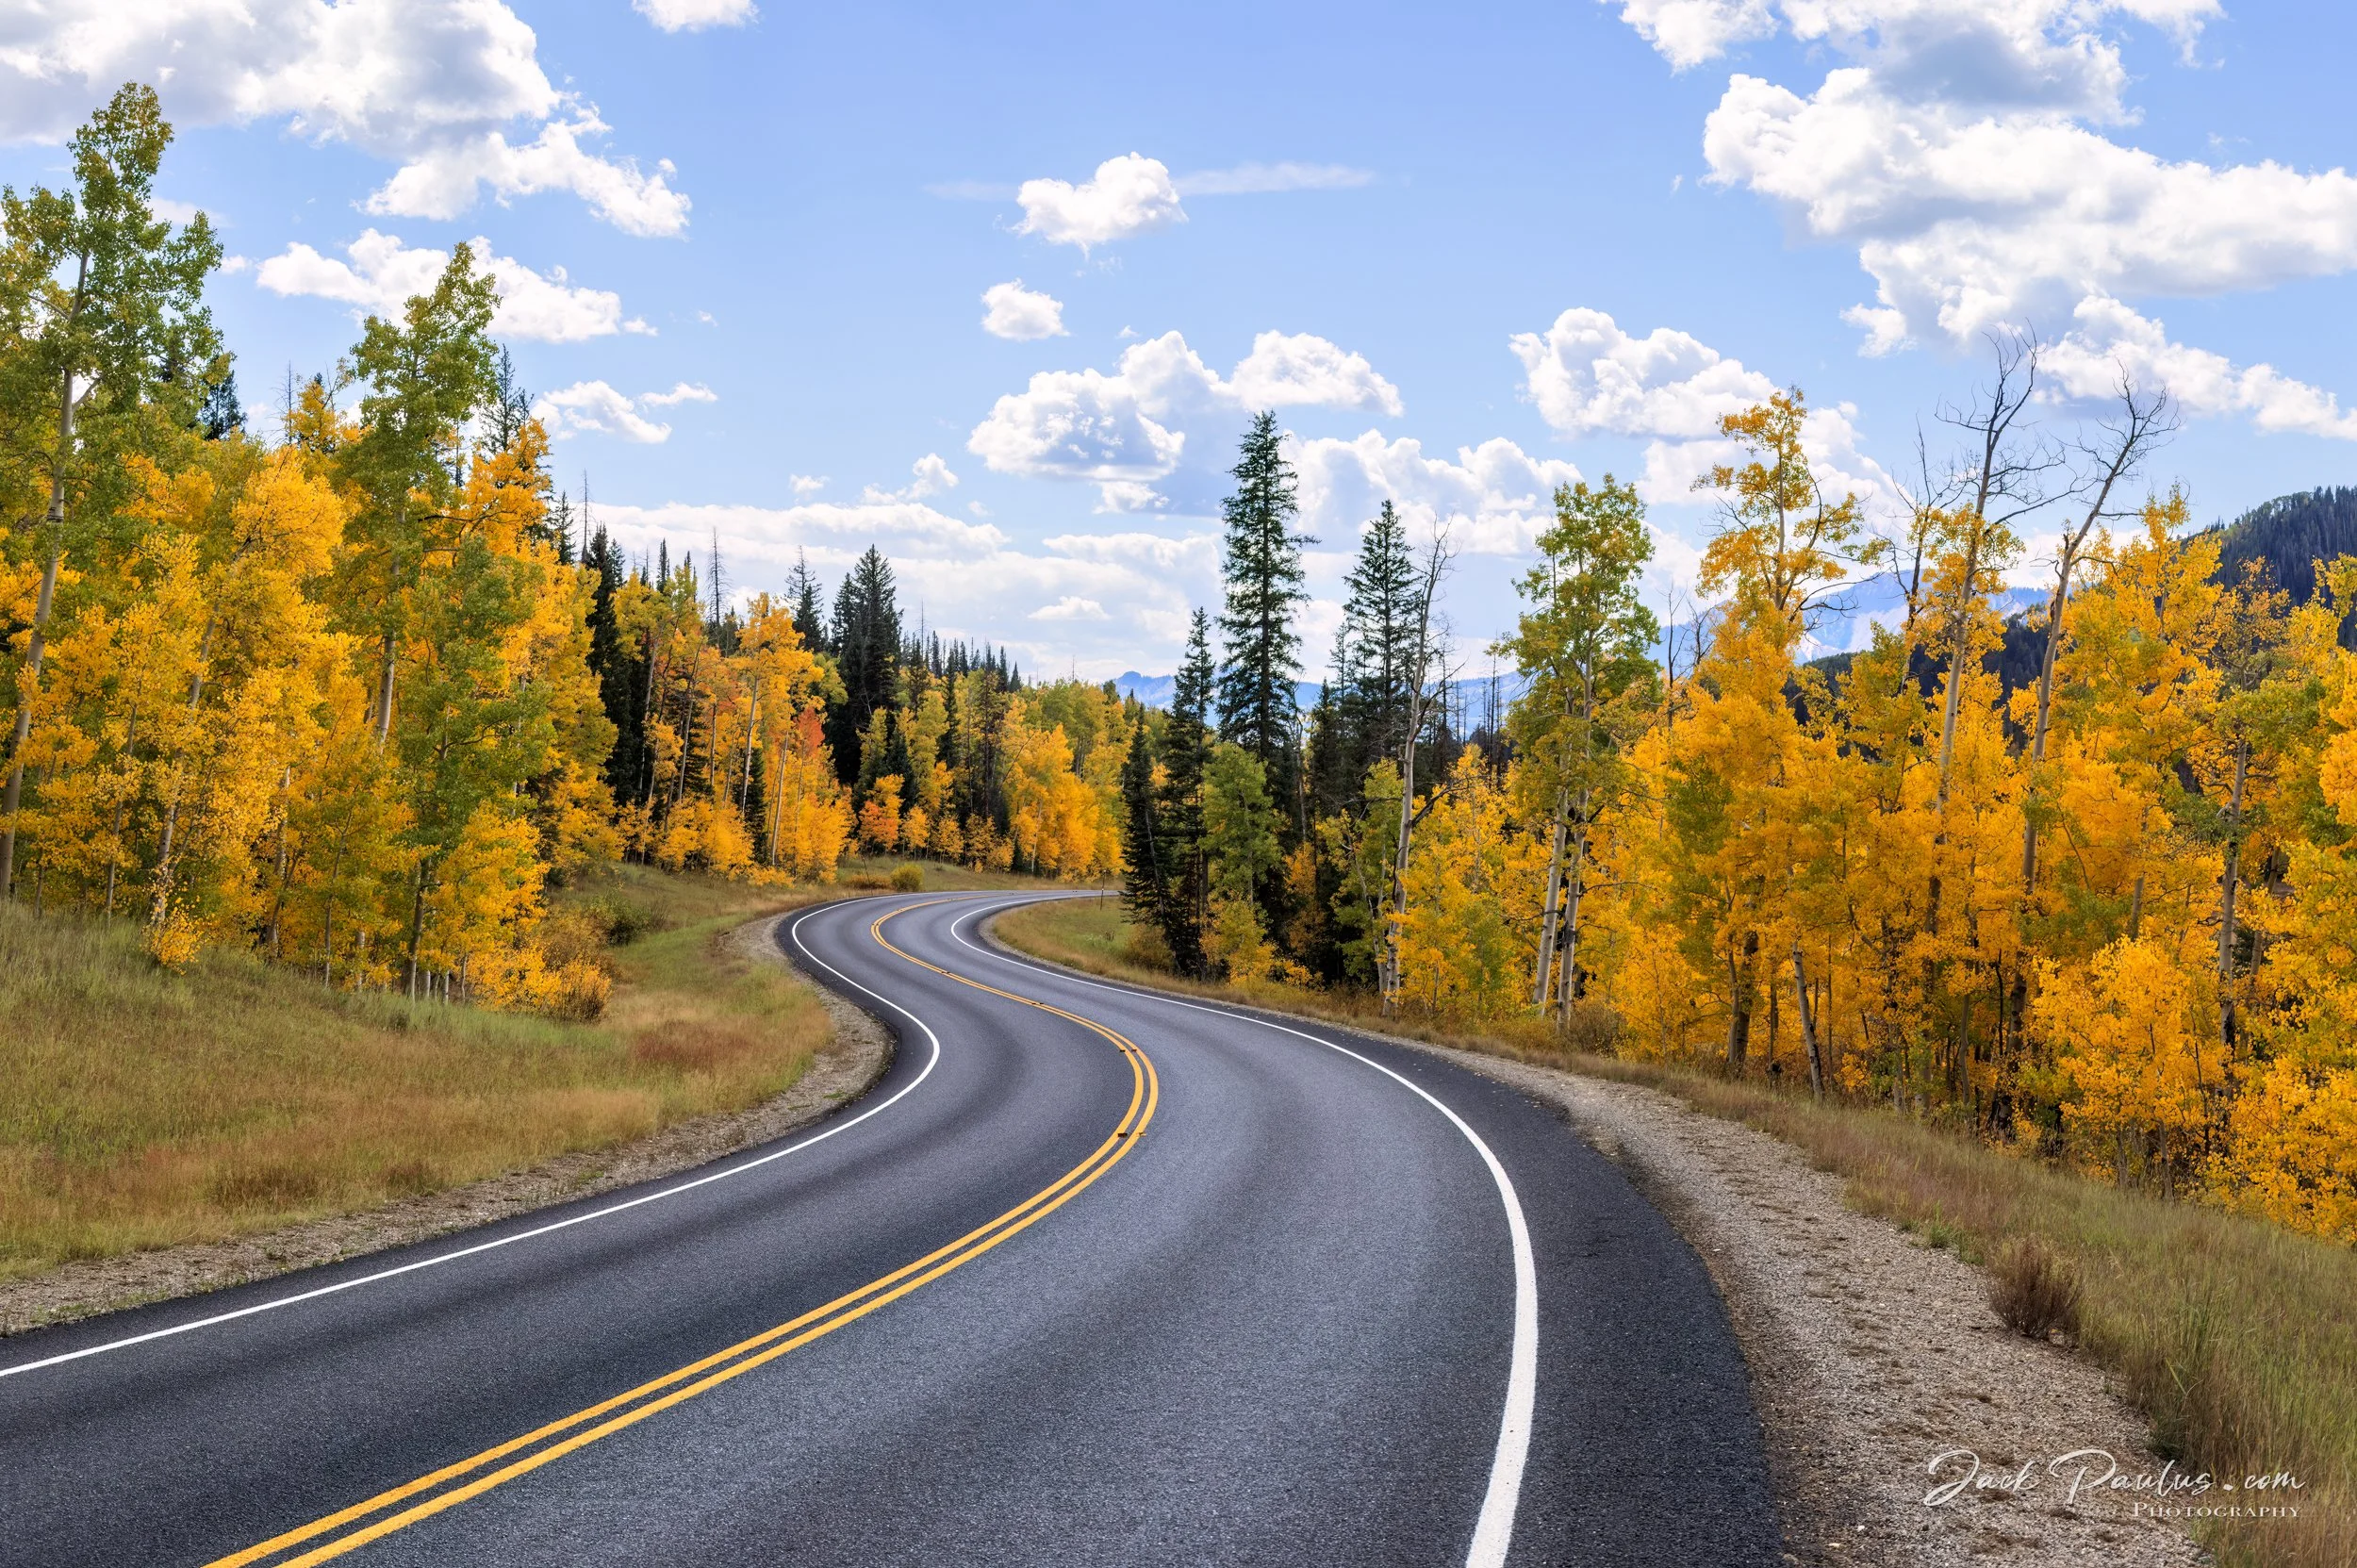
(2019, 377, 2177, 890)
(1377, 527, 1455, 1013)
(1932, 330, 2064, 811)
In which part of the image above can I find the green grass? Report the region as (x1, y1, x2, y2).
(995, 897, 2356, 1568)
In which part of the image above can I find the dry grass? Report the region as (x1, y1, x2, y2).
(0, 867, 815, 1279)
(0, 857, 1079, 1284)
(1989, 1235, 2085, 1342)
(996, 896, 2355, 1568)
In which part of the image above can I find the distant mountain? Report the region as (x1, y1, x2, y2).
(2206, 486, 2357, 605)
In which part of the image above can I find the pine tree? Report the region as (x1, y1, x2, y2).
(1343, 500, 1422, 767)
(1152, 611, 1217, 975)
(1214, 411, 1313, 806)
(827, 546, 900, 784)
(199, 368, 243, 439)
(1119, 708, 1172, 938)
(786, 549, 827, 652)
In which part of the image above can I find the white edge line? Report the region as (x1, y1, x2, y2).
(947, 895, 1539, 1568)
(0, 898, 962, 1383)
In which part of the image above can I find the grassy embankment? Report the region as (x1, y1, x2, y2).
(995, 897, 2355, 1568)
(0, 856, 1040, 1283)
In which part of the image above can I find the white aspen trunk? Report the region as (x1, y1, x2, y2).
(1793, 943, 1824, 1098)
(1531, 795, 1568, 1008)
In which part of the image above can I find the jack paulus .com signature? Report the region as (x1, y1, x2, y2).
(1926, 1448, 2305, 1520)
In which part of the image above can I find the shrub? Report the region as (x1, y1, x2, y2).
(891, 865, 925, 892)
(1990, 1235, 2084, 1342)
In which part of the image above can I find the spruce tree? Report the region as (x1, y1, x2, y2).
(1119, 709, 1171, 939)
(1214, 412, 1312, 804)
(1154, 610, 1217, 975)
(1343, 500, 1422, 769)
(787, 550, 827, 652)
(826, 545, 900, 784)
(199, 369, 243, 439)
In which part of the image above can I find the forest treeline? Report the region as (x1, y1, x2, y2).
(0, 87, 1130, 1018)
(1111, 368, 2357, 1246)
(8, 90, 2357, 1240)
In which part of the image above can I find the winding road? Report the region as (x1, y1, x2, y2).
(0, 893, 1779, 1566)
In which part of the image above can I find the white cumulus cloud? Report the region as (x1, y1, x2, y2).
(1291, 432, 1584, 556)
(1014, 153, 1185, 253)
(863, 454, 961, 503)
(1510, 307, 1774, 437)
(981, 280, 1068, 340)
(591, 500, 1211, 676)
(2048, 296, 2357, 439)
(1607, 0, 2357, 438)
(967, 329, 1402, 511)
(256, 230, 651, 341)
(536, 380, 717, 444)
(1030, 596, 1110, 622)
(634, 0, 756, 31)
(0, 0, 688, 236)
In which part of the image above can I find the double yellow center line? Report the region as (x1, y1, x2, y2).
(206, 898, 1159, 1568)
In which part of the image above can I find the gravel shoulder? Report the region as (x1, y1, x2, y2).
(0, 911, 892, 1338)
(1408, 1043, 2210, 1568)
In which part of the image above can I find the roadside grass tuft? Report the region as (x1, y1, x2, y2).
(995, 895, 2356, 1568)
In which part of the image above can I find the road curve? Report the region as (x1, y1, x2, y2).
(0, 893, 1778, 1566)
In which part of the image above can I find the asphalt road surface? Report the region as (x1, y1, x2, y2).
(0, 893, 1779, 1566)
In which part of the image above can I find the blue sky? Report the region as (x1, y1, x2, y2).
(7, 1, 2357, 677)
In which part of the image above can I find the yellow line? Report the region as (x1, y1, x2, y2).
(205, 896, 1159, 1568)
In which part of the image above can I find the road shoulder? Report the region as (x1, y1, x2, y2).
(0, 911, 893, 1338)
(976, 917, 2207, 1568)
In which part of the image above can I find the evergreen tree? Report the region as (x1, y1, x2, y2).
(786, 549, 827, 652)
(199, 368, 243, 439)
(583, 525, 644, 801)
(485, 345, 532, 454)
(1119, 708, 1171, 939)
(1343, 500, 1423, 770)
(827, 545, 900, 784)
(1152, 610, 1217, 975)
(1214, 412, 1313, 806)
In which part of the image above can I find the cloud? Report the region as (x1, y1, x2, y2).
(1030, 596, 1110, 621)
(1094, 480, 1166, 514)
(363, 111, 689, 238)
(1230, 332, 1404, 416)
(0, 1, 689, 236)
(592, 499, 1212, 675)
(1510, 306, 1775, 437)
(2047, 296, 2357, 438)
(535, 381, 717, 444)
(1608, 0, 1777, 70)
(1174, 161, 1375, 195)
(1014, 154, 1185, 253)
(1605, 0, 2357, 439)
(789, 473, 828, 496)
(255, 229, 651, 341)
(863, 454, 961, 503)
(968, 328, 1403, 501)
(635, 0, 756, 31)
(981, 280, 1068, 340)
(1291, 432, 1583, 556)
